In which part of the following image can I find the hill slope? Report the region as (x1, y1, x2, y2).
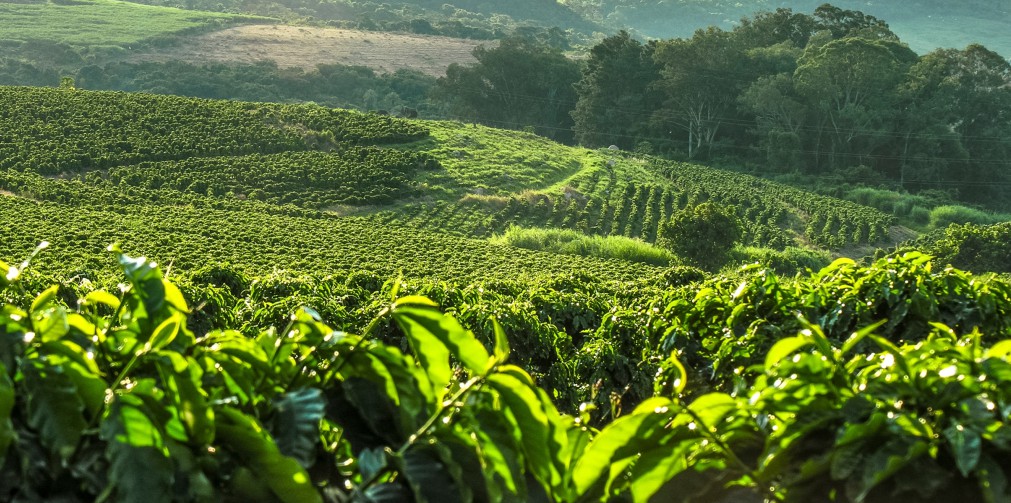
(0, 85, 902, 280)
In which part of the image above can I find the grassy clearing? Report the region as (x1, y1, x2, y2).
(0, 0, 252, 48)
(490, 225, 675, 266)
(411, 121, 595, 196)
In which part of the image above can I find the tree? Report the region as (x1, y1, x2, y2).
(653, 28, 749, 159)
(812, 4, 897, 40)
(571, 31, 661, 149)
(793, 37, 916, 171)
(657, 202, 742, 271)
(434, 37, 582, 143)
(898, 44, 1011, 204)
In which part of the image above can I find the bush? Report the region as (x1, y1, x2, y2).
(733, 245, 832, 275)
(657, 202, 742, 271)
(490, 225, 674, 266)
(929, 204, 998, 229)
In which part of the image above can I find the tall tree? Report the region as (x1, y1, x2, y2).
(653, 28, 749, 159)
(899, 44, 1011, 204)
(793, 37, 916, 171)
(571, 31, 661, 149)
(435, 37, 582, 143)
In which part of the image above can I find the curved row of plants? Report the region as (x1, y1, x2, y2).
(0, 86, 427, 175)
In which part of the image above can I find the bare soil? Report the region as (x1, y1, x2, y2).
(127, 24, 494, 77)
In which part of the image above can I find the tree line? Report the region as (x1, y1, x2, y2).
(437, 4, 1011, 210)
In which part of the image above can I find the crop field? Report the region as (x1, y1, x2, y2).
(124, 24, 491, 76)
(2, 85, 1010, 501)
(0, 0, 251, 48)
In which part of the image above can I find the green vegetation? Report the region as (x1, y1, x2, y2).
(902, 222, 1011, 274)
(490, 225, 674, 266)
(569, 9, 1011, 210)
(0, 19, 1008, 495)
(0, 0, 251, 49)
(3, 247, 1010, 501)
(656, 202, 742, 271)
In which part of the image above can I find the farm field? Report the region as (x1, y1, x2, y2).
(123, 24, 492, 77)
(1, 84, 1010, 502)
(0, 0, 254, 48)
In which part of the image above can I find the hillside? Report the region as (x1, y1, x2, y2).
(2, 86, 1011, 502)
(0, 86, 901, 279)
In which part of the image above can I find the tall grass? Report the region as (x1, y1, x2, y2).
(489, 225, 674, 266)
(929, 205, 1011, 229)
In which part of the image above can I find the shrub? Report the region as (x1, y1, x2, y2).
(929, 204, 998, 229)
(657, 202, 742, 271)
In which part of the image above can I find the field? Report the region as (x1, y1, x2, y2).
(0, 0, 252, 48)
(1, 85, 1010, 501)
(124, 24, 492, 76)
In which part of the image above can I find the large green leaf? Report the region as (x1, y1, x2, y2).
(764, 335, 813, 371)
(0, 363, 13, 459)
(215, 407, 322, 503)
(393, 305, 490, 383)
(945, 424, 983, 478)
(101, 394, 174, 503)
(156, 353, 214, 446)
(485, 366, 564, 491)
(270, 388, 325, 469)
(571, 397, 677, 495)
(400, 442, 469, 503)
(23, 358, 87, 460)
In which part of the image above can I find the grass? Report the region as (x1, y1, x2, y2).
(489, 225, 675, 266)
(0, 0, 255, 48)
(410, 121, 596, 196)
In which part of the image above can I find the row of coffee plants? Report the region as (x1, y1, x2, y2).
(104, 148, 438, 208)
(0, 196, 657, 285)
(0, 86, 427, 175)
(379, 153, 891, 253)
(1, 246, 1008, 501)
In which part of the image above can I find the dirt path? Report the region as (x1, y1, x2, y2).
(127, 24, 494, 77)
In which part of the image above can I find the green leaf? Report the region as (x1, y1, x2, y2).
(486, 366, 563, 490)
(687, 393, 738, 427)
(363, 483, 412, 503)
(976, 455, 1009, 503)
(492, 318, 510, 365)
(101, 394, 173, 503)
(854, 438, 927, 501)
(392, 296, 439, 308)
(82, 290, 121, 310)
(400, 442, 469, 503)
(146, 314, 181, 353)
(30, 285, 59, 316)
(117, 252, 166, 316)
(766, 336, 813, 371)
(23, 358, 87, 460)
(944, 424, 982, 477)
(654, 351, 687, 396)
(0, 363, 14, 459)
(472, 404, 527, 502)
(393, 305, 491, 379)
(156, 353, 214, 446)
(571, 397, 678, 495)
(841, 320, 887, 355)
(162, 279, 189, 313)
(985, 340, 1011, 360)
(215, 407, 322, 503)
(270, 388, 325, 469)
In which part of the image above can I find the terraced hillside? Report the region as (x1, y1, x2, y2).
(0, 86, 898, 281)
